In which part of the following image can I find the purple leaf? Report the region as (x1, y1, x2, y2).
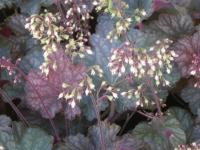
(25, 50, 87, 119)
(173, 32, 200, 86)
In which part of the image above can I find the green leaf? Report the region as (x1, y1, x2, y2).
(88, 121, 146, 150)
(20, 109, 57, 135)
(188, 0, 200, 12)
(0, 0, 15, 9)
(6, 14, 44, 73)
(127, 28, 163, 49)
(0, 37, 12, 58)
(87, 15, 122, 84)
(7, 14, 27, 35)
(132, 116, 186, 150)
(0, 70, 25, 101)
(147, 14, 194, 39)
(86, 15, 140, 115)
(167, 107, 193, 140)
(0, 122, 53, 150)
(190, 109, 200, 143)
(88, 121, 121, 149)
(115, 97, 137, 113)
(126, 0, 153, 18)
(18, 0, 53, 15)
(20, 128, 53, 150)
(1, 68, 25, 101)
(162, 64, 181, 86)
(181, 85, 200, 115)
(115, 134, 147, 150)
(80, 95, 108, 121)
(190, 125, 200, 143)
(7, 14, 42, 57)
(19, 50, 44, 73)
(55, 134, 92, 150)
(0, 115, 12, 133)
(55, 121, 145, 150)
(80, 96, 96, 121)
(167, 0, 191, 13)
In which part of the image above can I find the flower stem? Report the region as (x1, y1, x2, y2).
(1, 60, 61, 142)
(0, 89, 30, 127)
(17, 68, 60, 141)
(91, 94, 105, 150)
(137, 110, 154, 119)
(146, 77, 162, 116)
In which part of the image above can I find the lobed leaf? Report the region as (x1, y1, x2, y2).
(25, 50, 87, 119)
(167, 107, 193, 140)
(0, 0, 15, 9)
(172, 32, 200, 84)
(0, 123, 53, 150)
(181, 85, 200, 115)
(56, 121, 145, 150)
(132, 116, 186, 150)
(0, 115, 12, 134)
(147, 13, 194, 39)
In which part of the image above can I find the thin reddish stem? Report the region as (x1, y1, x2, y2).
(145, 77, 162, 116)
(91, 94, 105, 150)
(0, 89, 30, 127)
(15, 67, 60, 141)
(0, 59, 60, 141)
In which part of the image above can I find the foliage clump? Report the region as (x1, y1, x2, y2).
(0, 0, 200, 149)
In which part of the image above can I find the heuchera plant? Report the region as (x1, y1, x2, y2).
(0, 0, 200, 149)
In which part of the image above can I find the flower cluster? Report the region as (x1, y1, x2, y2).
(63, 0, 93, 55)
(25, 6, 93, 75)
(107, 8, 148, 40)
(173, 32, 200, 87)
(107, 17, 132, 40)
(0, 57, 22, 83)
(176, 142, 200, 150)
(108, 39, 174, 86)
(108, 39, 175, 109)
(120, 84, 150, 107)
(59, 75, 96, 101)
(93, 0, 128, 17)
(64, 0, 93, 34)
(93, 0, 131, 40)
(25, 12, 65, 59)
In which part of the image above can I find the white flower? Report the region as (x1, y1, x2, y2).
(121, 65, 126, 73)
(86, 49, 93, 55)
(190, 70, 196, 75)
(58, 93, 64, 99)
(92, 1, 98, 5)
(112, 92, 118, 98)
(121, 92, 127, 96)
(136, 101, 140, 106)
(69, 100, 76, 108)
(91, 69, 96, 76)
(85, 88, 90, 96)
